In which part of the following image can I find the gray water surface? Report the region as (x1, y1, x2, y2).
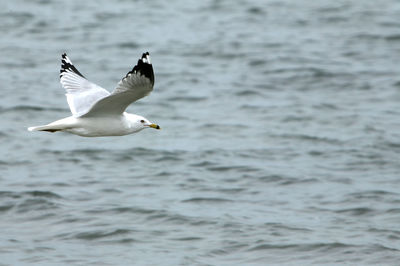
(1, 0, 400, 265)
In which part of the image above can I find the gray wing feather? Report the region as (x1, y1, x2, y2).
(60, 53, 110, 117)
(82, 52, 154, 117)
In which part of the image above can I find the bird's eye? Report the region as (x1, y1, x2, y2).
(140, 120, 145, 123)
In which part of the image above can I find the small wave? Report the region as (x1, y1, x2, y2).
(99, 188, 122, 194)
(156, 171, 173, 177)
(239, 104, 264, 111)
(143, 210, 216, 227)
(182, 197, 233, 203)
(335, 207, 375, 216)
(147, 212, 194, 225)
(308, 150, 324, 156)
(312, 103, 339, 110)
(2, 11, 34, 19)
(348, 190, 398, 200)
(68, 148, 109, 156)
(0, 190, 62, 199)
(85, 206, 158, 216)
(0, 190, 62, 215)
(265, 222, 313, 232)
(385, 34, 400, 41)
(189, 161, 216, 167)
(40, 147, 186, 165)
(246, 7, 266, 15)
(317, 5, 350, 13)
(275, 133, 342, 145)
(279, 177, 319, 186)
(124, 147, 183, 158)
(167, 96, 208, 102)
(0, 160, 30, 166)
(170, 237, 203, 241)
(207, 165, 258, 173)
(247, 242, 355, 252)
(248, 59, 267, 66)
(110, 207, 157, 215)
(307, 68, 337, 78)
(0, 105, 65, 114)
(114, 238, 138, 244)
(199, 123, 243, 130)
(95, 12, 120, 21)
(0, 204, 13, 212)
(16, 198, 59, 213)
(353, 33, 383, 40)
(1, 11, 34, 30)
(0, 105, 43, 113)
(27, 191, 62, 198)
(235, 90, 262, 96)
(155, 154, 182, 162)
(382, 140, 400, 150)
(74, 229, 132, 240)
(257, 174, 319, 186)
(385, 208, 400, 214)
(40, 148, 105, 161)
(216, 187, 246, 194)
(281, 115, 313, 122)
(257, 174, 286, 183)
(117, 41, 139, 49)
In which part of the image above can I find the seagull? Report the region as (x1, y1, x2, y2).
(28, 52, 160, 137)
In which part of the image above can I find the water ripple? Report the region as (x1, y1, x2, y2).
(182, 197, 234, 203)
(74, 229, 132, 241)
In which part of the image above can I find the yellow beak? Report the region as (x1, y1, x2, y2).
(149, 124, 161, 130)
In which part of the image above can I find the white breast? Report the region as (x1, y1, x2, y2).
(65, 115, 132, 137)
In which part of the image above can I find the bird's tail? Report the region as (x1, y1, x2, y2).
(28, 125, 62, 133)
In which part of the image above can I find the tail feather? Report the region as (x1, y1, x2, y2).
(28, 125, 62, 133)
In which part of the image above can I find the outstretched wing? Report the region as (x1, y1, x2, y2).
(60, 53, 110, 117)
(81, 52, 154, 117)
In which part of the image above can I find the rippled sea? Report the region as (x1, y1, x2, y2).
(1, 0, 400, 265)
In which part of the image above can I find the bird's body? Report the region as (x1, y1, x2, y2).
(28, 52, 160, 137)
(31, 113, 148, 137)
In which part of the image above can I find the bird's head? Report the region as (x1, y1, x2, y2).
(125, 113, 160, 132)
(136, 116, 160, 130)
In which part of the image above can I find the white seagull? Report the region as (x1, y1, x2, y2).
(28, 52, 160, 137)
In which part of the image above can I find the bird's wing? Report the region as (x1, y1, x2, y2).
(81, 52, 154, 117)
(60, 53, 110, 117)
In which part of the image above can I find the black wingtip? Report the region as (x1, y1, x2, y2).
(60, 53, 86, 79)
(130, 52, 154, 85)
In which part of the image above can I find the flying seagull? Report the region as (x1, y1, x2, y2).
(28, 52, 160, 137)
